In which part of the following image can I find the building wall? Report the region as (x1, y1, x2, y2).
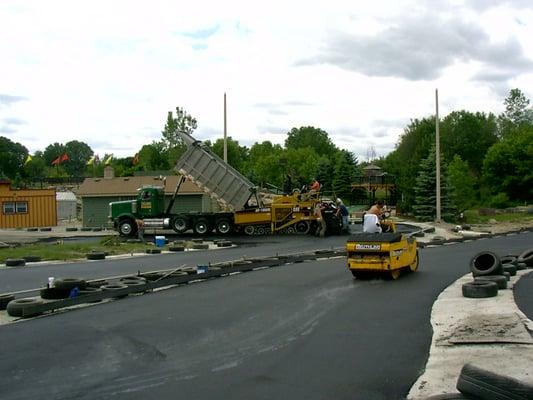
(57, 200, 77, 220)
(0, 184, 57, 228)
(82, 194, 207, 227)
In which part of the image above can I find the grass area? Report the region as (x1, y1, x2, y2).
(463, 209, 533, 224)
(0, 236, 155, 263)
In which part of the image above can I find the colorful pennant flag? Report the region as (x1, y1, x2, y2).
(60, 152, 69, 162)
(132, 153, 139, 165)
(51, 155, 61, 165)
(104, 154, 113, 165)
(24, 155, 33, 165)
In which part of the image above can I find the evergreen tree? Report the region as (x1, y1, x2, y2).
(413, 145, 456, 221)
(332, 150, 358, 203)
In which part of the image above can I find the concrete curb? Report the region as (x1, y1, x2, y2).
(407, 269, 533, 399)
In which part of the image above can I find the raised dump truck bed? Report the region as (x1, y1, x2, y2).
(175, 131, 260, 211)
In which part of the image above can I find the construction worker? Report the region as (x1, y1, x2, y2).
(367, 200, 392, 232)
(310, 178, 321, 192)
(336, 199, 350, 233)
(136, 218, 145, 243)
(314, 202, 327, 238)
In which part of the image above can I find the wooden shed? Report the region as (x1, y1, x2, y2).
(0, 180, 57, 228)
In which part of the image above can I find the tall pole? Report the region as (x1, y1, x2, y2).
(435, 89, 441, 223)
(223, 92, 228, 163)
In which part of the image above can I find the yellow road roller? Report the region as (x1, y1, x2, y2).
(346, 228, 419, 280)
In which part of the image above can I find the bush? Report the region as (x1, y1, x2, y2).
(489, 193, 511, 208)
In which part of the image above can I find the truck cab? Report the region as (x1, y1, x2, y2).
(109, 186, 166, 236)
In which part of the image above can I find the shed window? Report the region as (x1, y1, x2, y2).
(3, 202, 15, 214)
(16, 201, 28, 213)
(2, 201, 28, 214)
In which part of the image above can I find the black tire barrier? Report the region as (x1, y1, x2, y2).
(172, 241, 186, 247)
(92, 227, 102, 232)
(40, 287, 71, 300)
(6, 298, 44, 318)
(26, 227, 38, 232)
(146, 248, 161, 254)
(22, 255, 41, 263)
(39, 227, 52, 232)
(462, 281, 498, 298)
(182, 266, 198, 275)
(500, 255, 517, 265)
(518, 248, 533, 267)
(474, 275, 507, 290)
(502, 263, 517, 276)
(192, 243, 209, 250)
(4, 257, 25, 267)
(140, 272, 166, 281)
(87, 251, 106, 260)
(170, 271, 189, 277)
(412, 231, 425, 237)
(192, 238, 203, 244)
(119, 276, 147, 283)
(0, 293, 15, 310)
(217, 241, 232, 247)
(470, 251, 502, 276)
(100, 283, 129, 298)
(456, 363, 533, 400)
(121, 279, 146, 287)
(54, 278, 88, 291)
(80, 227, 92, 231)
(503, 271, 511, 281)
(516, 262, 527, 270)
(86, 279, 108, 288)
(5, 258, 26, 267)
(169, 246, 185, 252)
(65, 227, 78, 232)
(78, 287, 103, 302)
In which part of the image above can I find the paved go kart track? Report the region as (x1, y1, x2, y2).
(0, 232, 531, 400)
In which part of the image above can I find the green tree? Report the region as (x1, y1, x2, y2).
(43, 142, 66, 166)
(382, 117, 435, 211)
(0, 136, 28, 180)
(440, 111, 498, 175)
(413, 145, 455, 221)
(245, 141, 284, 186)
(209, 137, 249, 172)
(64, 140, 93, 176)
(498, 88, 533, 137)
(447, 155, 477, 212)
(285, 126, 338, 158)
(332, 150, 358, 202)
(482, 124, 533, 202)
(314, 157, 335, 194)
(138, 142, 170, 171)
(24, 154, 47, 182)
(161, 107, 197, 154)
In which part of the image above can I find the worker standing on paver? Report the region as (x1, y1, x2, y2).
(367, 200, 392, 232)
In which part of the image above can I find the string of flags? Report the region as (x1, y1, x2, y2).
(51, 152, 69, 166)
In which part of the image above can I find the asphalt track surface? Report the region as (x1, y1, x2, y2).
(0, 232, 531, 400)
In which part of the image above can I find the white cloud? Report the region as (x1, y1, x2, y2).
(0, 0, 531, 160)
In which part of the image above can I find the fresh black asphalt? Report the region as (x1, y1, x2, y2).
(0, 232, 531, 400)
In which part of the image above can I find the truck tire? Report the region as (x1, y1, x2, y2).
(171, 216, 189, 234)
(118, 218, 137, 237)
(54, 278, 88, 291)
(456, 363, 533, 400)
(87, 251, 106, 260)
(244, 225, 255, 236)
(462, 281, 498, 298)
(22, 255, 41, 262)
(5, 258, 26, 267)
(470, 251, 502, 276)
(502, 263, 517, 276)
(193, 219, 210, 235)
(518, 248, 533, 266)
(295, 221, 311, 235)
(474, 275, 507, 290)
(215, 218, 232, 235)
(6, 298, 44, 318)
(500, 255, 517, 265)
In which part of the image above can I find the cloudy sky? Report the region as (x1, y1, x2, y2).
(0, 0, 532, 160)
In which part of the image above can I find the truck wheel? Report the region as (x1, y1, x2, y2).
(244, 225, 255, 236)
(215, 218, 232, 235)
(194, 219, 210, 235)
(172, 216, 189, 234)
(119, 219, 137, 237)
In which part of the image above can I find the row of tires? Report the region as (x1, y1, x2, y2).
(462, 248, 533, 298)
(424, 363, 532, 399)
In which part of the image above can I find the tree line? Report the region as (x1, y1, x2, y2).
(1, 88, 531, 220)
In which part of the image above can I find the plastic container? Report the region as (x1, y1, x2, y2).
(154, 236, 166, 247)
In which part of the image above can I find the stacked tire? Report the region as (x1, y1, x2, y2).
(463, 251, 506, 298)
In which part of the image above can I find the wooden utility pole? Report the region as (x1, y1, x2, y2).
(435, 89, 442, 223)
(223, 92, 228, 163)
